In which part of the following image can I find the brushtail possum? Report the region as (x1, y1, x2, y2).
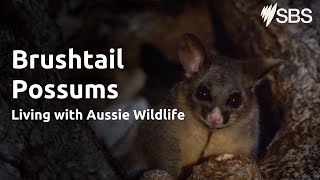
(121, 33, 282, 179)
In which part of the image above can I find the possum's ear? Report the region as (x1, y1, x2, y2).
(179, 33, 206, 78)
(242, 58, 284, 86)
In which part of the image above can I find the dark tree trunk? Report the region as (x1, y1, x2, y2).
(0, 0, 120, 179)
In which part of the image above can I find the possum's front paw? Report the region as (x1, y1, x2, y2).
(188, 154, 262, 180)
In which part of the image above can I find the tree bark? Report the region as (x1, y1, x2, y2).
(0, 0, 119, 179)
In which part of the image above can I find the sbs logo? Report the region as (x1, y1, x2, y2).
(261, 3, 312, 27)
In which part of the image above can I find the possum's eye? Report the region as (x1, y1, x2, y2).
(195, 85, 211, 101)
(226, 92, 242, 108)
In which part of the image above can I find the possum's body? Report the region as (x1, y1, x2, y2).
(125, 85, 258, 178)
(119, 34, 281, 179)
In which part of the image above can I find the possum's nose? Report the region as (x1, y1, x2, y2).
(206, 106, 224, 127)
(208, 114, 222, 125)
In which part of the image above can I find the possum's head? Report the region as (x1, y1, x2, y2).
(178, 33, 282, 129)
